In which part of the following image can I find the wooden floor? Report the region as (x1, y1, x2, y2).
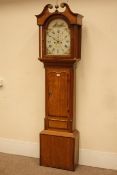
(0, 152, 117, 175)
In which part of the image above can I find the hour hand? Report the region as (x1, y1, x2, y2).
(48, 35, 58, 42)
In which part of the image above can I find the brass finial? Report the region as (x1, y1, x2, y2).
(55, 0, 59, 12)
(55, 4, 59, 12)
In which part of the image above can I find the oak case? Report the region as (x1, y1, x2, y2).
(36, 3, 83, 171)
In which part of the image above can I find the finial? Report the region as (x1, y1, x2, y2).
(55, 4, 59, 12)
(55, 0, 59, 12)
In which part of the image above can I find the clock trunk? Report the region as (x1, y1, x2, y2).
(45, 66, 74, 132)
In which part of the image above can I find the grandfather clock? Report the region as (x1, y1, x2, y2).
(36, 3, 83, 171)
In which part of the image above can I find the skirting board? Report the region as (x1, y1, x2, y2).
(79, 149, 117, 170)
(0, 137, 117, 170)
(0, 137, 39, 158)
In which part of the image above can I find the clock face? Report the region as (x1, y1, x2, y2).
(46, 19, 71, 56)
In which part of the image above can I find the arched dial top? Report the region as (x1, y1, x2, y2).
(46, 19, 71, 56)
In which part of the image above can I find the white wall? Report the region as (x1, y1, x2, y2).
(76, 0, 117, 153)
(0, 0, 117, 170)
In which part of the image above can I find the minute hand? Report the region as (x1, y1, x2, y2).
(48, 35, 59, 42)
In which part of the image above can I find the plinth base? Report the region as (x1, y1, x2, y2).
(40, 130, 79, 171)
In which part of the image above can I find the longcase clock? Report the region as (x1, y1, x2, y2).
(36, 3, 83, 171)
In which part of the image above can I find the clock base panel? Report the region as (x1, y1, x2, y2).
(40, 130, 79, 171)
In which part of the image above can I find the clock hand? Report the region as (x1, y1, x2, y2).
(48, 35, 58, 42)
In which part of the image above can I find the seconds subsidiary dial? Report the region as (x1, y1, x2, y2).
(46, 19, 71, 56)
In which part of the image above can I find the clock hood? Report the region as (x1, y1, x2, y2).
(36, 3, 83, 26)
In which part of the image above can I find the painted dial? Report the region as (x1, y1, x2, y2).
(46, 19, 71, 56)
